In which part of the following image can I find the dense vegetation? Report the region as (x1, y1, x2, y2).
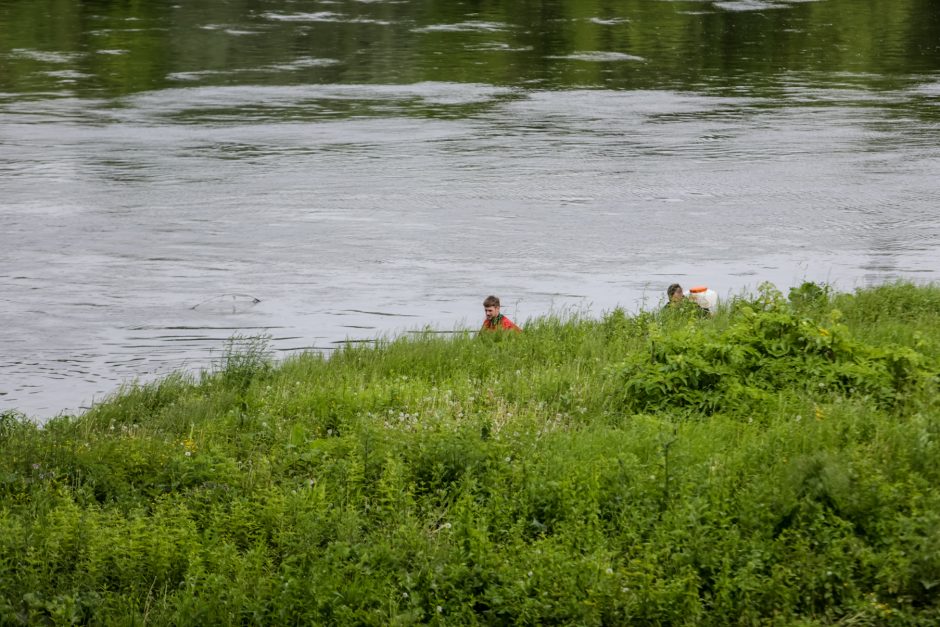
(2, 282, 939, 625)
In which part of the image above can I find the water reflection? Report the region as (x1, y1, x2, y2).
(2, 0, 939, 96)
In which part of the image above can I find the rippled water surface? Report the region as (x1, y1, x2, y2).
(2, 0, 939, 419)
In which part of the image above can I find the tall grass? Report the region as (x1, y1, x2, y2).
(1, 282, 939, 624)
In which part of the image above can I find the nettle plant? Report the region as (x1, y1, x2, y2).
(611, 283, 934, 416)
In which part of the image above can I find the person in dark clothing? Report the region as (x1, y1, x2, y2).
(664, 283, 709, 317)
(666, 283, 685, 306)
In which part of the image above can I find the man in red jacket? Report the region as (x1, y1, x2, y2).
(481, 295, 522, 333)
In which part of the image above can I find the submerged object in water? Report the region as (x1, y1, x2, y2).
(191, 293, 261, 314)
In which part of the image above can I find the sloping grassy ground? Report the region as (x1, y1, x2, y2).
(2, 282, 939, 625)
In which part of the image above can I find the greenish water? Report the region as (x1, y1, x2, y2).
(1, 0, 939, 418)
(3, 0, 939, 95)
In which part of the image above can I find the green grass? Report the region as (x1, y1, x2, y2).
(2, 282, 940, 625)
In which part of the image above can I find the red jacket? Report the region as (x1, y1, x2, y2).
(481, 313, 521, 332)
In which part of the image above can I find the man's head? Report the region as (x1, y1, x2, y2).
(667, 283, 684, 303)
(483, 295, 501, 321)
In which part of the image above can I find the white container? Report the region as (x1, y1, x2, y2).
(688, 286, 718, 311)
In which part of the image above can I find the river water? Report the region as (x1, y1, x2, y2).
(2, 0, 939, 419)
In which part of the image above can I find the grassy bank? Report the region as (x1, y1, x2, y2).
(2, 282, 939, 625)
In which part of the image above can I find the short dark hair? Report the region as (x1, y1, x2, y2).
(483, 295, 500, 308)
(667, 284, 683, 298)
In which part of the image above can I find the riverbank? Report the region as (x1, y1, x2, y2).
(2, 282, 939, 624)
